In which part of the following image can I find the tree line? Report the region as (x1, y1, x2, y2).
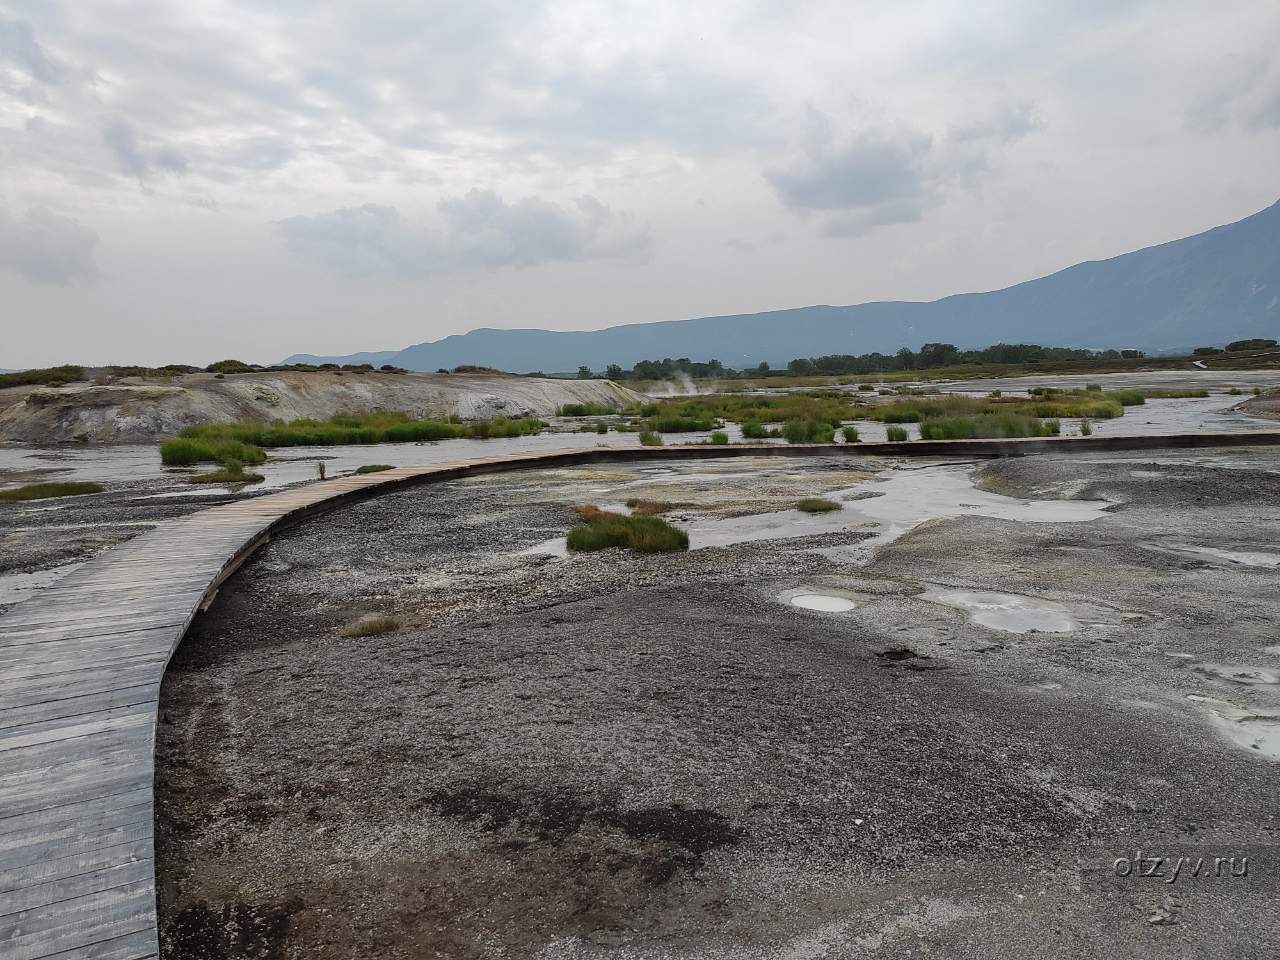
(575, 342, 1149, 380)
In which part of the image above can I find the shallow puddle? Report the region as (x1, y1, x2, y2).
(1188, 695, 1280, 761)
(788, 592, 857, 613)
(1190, 663, 1280, 685)
(0, 562, 83, 606)
(923, 588, 1079, 633)
(689, 463, 1109, 556)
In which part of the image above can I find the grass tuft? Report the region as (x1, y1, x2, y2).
(625, 498, 676, 515)
(708, 430, 729, 445)
(885, 426, 910, 442)
(638, 430, 663, 446)
(841, 425, 859, 443)
(796, 497, 841, 513)
(355, 463, 394, 474)
(567, 505, 688, 553)
(340, 616, 401, 638)
(0, 481, 104, 502)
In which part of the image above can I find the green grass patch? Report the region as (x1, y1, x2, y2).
(0, 481, 104, 502)
(160, 435, 267, 468)
(160, 411, 546, 466)
(340, 616, 400, 638)
(355, 464, 394, 474)
(708, 430, 728, 445)
(1141, 389, 1208, 399)
(885, 426, 910, 442)
(782, 419, 836, 443)
(629, 392, 856, 428)
(638, 430, 663, 446)
(796, 497, 841, 513)
(868, 391, 1123, 423)
(918, 413, 1060, 439)
(1109, 389, 1145, 406)
(567, 505, 689, 553)
(0, 365, 85, 388)
(841, 425, 860, 443)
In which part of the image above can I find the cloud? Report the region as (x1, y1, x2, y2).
(764, 110, 934, 233)
(103, 120, 188, 180)
(0, 207, 99, 285)
(0, 18, 63, 85)
(766, 101, 1045, 236)
(277, 191, 650, 277)
(950, 101, 1042, 144)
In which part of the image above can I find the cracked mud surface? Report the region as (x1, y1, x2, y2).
(155, 452, 1280, 959)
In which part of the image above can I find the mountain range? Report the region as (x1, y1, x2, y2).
(285, 199, 1280, 373)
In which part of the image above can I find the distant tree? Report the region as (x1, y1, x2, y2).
(1120, 349, 1145, 359)
(605, 363, 624, 380)
(895, 346, 915, 369)
(205, 359, 257, 374)
(1192, 347, 1223, 356)
(577, 365, 594, 379)
(757, 361, 770, 373)
(788, 358, 816, 374)
(1226, 338, 1277, 352)
(917, 342, 960, 368)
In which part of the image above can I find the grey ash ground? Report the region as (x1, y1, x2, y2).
(154, 453, 1280, 959)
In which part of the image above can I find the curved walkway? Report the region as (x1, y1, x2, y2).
(3, 433, 1279, 959)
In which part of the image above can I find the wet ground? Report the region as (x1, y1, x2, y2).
(152, 449, 1280, 959)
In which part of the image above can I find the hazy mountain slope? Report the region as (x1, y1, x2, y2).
(287, 200, 1280, 372)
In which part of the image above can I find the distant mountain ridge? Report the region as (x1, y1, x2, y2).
(284, 199, 1280, 372)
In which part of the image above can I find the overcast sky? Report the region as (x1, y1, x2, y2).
(2, 1, 1278, 367)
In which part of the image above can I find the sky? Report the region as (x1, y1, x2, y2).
(2, 1, 1278, 368)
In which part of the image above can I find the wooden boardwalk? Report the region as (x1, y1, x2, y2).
(3, 433, 1280, 959)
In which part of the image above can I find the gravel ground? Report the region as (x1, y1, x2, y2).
(149, 451, 1280, 959)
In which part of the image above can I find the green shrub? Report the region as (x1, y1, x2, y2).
(708, 430, 729, 444)
(988, 390, 1002, 398)
(596, 421, 609, 434)
(1227, 387, 1243, 395)
(1079, 419, 1093, 436)
(841, 425, 859, 443)
(858, 383, 873, 390)
(0, 481, 104, 501)
(355, 464, 393, 474)
(796, 498, 841, 513)
(567, 505, 688, 553)
(741, 421, 768, 439)
(885, 426, 909, 442)
(638, 430, 663, 446)
(1086, 383, 1102, 392)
